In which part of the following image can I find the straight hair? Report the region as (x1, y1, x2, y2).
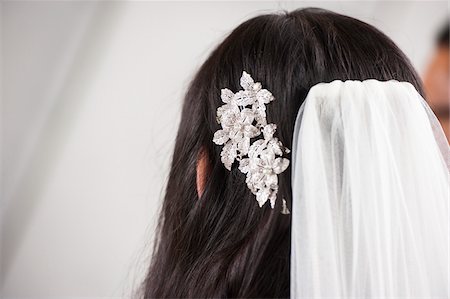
(141, 8, 423, 298)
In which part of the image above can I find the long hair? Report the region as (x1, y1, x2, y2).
(142, 8, 423, 298)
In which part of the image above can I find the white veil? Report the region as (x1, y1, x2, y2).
(290, 80, 449, 298)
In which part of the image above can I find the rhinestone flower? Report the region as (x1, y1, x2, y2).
(213, 71, 290, 210)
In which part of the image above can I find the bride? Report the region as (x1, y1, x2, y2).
(140, 8, 449, 298)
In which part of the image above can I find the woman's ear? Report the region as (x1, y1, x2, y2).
(196, 147, 210, 197)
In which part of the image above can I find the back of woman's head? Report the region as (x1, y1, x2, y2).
(142, 8, 422, 298)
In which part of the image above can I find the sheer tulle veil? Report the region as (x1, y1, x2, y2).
(290, 80, 449, 298)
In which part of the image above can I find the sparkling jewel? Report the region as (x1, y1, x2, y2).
(213, 71, 290, 210)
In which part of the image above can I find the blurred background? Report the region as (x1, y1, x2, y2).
(1, 1, 448, 298)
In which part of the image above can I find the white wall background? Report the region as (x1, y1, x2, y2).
(1, 1, 448, 298)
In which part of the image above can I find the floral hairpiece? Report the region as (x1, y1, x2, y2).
(213, 71, 290, 213)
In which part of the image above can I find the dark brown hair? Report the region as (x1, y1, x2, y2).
(141, 8, 423, 298)
(437, 20, 449, 47)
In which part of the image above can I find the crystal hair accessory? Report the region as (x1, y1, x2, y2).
(213, 71, 290, 211)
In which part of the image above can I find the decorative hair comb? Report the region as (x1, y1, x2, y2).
(213, 71, 290, 213)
